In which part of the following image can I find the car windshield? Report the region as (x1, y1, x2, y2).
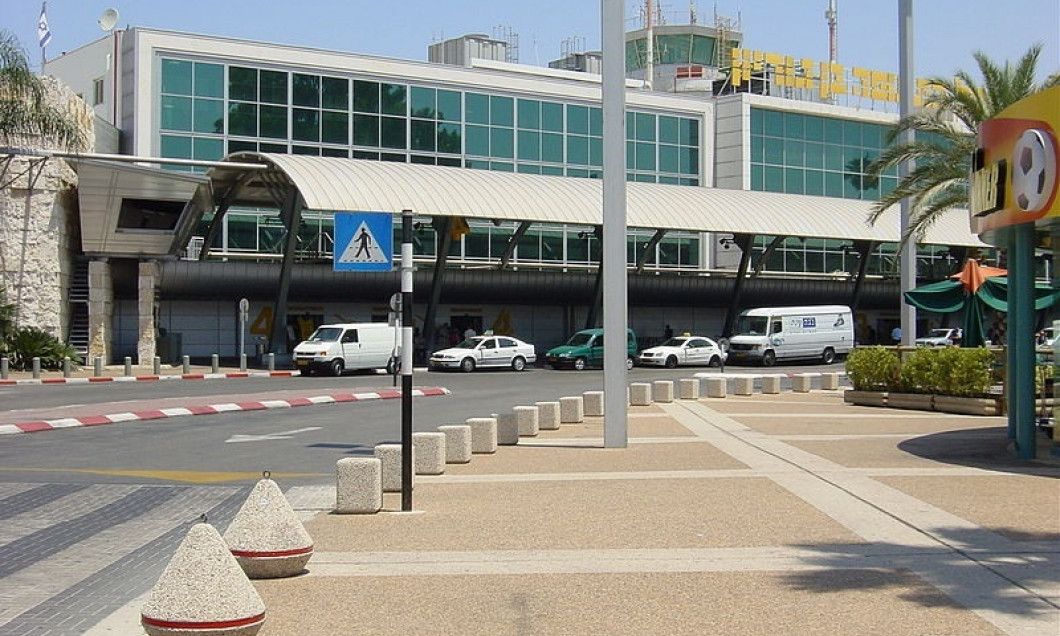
(659, 338, 689, 347)
(305, 327, 342, 342)
(566, 333, 593, 346)
(927, 329, 952, 338)
(735, 317, 768, 335)
(454, 338, 484, 349)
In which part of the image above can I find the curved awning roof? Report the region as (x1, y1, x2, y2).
(208, 152, 984, 247)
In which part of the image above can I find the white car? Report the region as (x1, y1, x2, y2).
(428, 335, 537, 372)
(915, 328, 962, 347)
(637, 336, 725, 368)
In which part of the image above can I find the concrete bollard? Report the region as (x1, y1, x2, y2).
(734, 376, 755, 396)
(240, 352, 248, 372)
(267, 353, 275, 372)
(141, 522, 266, 636)
(123, 356, 132, 376)
(559, 396, 584, 423)
(211, 354, 220, 374)
(513, 406, 539, 436)
(1, 357, 8, 380)
(678, 378, 699, 400)
(224, 477, 313, 579)
(153, 356, 161, 375)
(182, 355, 190, 374)
(466, 417, 498, 454)
(793, 374, 813, 392)
(437, 425, 472, 463)
(493, 412, 521, 446)
(821, 372, 840, 390)
(535, 401, 561, 430)
(374, 443, 412, 492)
(629, 383, 652, 406)
(93, 356, 102, 377)
(335, 457, 382, 513)
(706, 376, 727, 398)
(62, 357, 71, 379)
(32, 357, 41, 379)
(412, 432, 446, 475)
(762, 375, 782, 394)
(652, 380, 674, 403)
(582, 391, 604, 416)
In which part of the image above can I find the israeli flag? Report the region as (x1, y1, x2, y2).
(38, 4, 52, 48)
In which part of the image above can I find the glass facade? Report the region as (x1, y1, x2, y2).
(158, 56, 700, 185)
(749, 107, 898, 200)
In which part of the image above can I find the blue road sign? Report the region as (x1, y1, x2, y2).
(334, 212, 393, 271)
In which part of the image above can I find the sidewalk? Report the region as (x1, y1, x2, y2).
(0, 363, 298, 385)
(103, 387, 1060, 635)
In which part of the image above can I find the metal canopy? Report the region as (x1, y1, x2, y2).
(209, 152, 985, 247)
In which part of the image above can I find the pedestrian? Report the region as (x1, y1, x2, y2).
(464, 325, 476, 340)
(664, 324, 674, 339)
(891, 325, 902, 344)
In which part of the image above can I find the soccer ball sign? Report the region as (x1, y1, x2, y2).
(1011, 128, 1057, 213)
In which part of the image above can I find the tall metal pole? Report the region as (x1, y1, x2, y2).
(400, 209, 414, 510)
(602, 0, 628, 448)
(898, 0, 917, 346)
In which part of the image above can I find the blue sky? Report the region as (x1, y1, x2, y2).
(4, 0, 1058, 82)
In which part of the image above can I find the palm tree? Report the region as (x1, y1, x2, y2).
(867, 44, 1059, 243)
(0, 29, 87, 150)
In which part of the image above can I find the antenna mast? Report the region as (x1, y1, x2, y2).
(826, 0, 838, 65)
(644, 0, 655, 90)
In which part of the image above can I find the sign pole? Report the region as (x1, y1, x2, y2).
(400, 209, 414, 511)
(238, 298, 248, 371)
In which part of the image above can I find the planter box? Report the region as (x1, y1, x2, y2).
(885, 392, 934, 412)
(843, 390, 888, 407)
(933, 394, 1001, 416)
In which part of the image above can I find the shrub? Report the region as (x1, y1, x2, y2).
(845, 346, 900, 391)
(6, 326, 81, 370)
(935, 347, 994, 397)
(899, 347, 942, 393)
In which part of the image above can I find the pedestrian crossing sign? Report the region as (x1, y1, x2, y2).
(334, 212, 393, 271)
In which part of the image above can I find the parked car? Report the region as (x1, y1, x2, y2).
(428, 335, 537, 372)
(637, 335, 725, 368)
(545, 328, 638, 371)
(915, 328, 962, 347)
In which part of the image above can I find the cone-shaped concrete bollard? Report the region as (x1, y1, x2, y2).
(142, 522, 266, 636)
(224, 477, 313, 579)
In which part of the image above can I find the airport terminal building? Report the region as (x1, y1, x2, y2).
(33, 18, 995, 363)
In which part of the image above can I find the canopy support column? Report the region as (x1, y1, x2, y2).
(498, 221, 532, 270)
(585, 226, 604, 329)
(1008, 224, 1036, 458)
(721, 233, 755, 338)
(423, 216, 453, 351)
(635, 229, 667, 273)
(268, 187, 303, 357)
(850, 240, 876, 312)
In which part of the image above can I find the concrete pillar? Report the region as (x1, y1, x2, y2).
(678, 378, 699, 400)
(583, 391, 605, 416)
(137, 260, 160, 366)
(535, 401, 561, 430)
(88, 258, 113, 364)
(734, 376, 755, 396)
(651, 380, 674, 403)
(706, 376, 727, 398)
(629, 383, 652, 406)
(762, 375, 782, 394)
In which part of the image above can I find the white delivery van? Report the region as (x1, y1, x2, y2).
(725, 305, 854, 366)
(293, 323, 399, 376)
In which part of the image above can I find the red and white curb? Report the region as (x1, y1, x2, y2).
(0, 387, 450, 435)
(0, 371, 300, 386)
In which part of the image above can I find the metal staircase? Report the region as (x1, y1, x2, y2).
(68, 260, 90, 356)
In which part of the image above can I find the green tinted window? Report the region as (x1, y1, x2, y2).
(260, 105, 287, 138)
(293, 74, 319, 107)
(804, 115, 824, 141)
(292, 108, 319, 141)
(466, 124, 489, 155)
(465, 92, 489, 124)
(228, 139, 257, 153)
(193, 63, 223, 98)
(567, 105, 589, 135)
(437, 90, 461, 122)
(490, 96, 513, 127)
(764, 138, 783, 164)
(410, 86, 435, 118)
(380, 116, 406, 148)
(843, 120, 862, 146)
(490, 127, 513, 159)
(541, 101, 563, 132)
(750, 108, 764, 135)
(353, 80, 379, 113)
(322, 111, 348, 144)
(635, 112, 656, 142)
(541, 133, 563, 163)
(783, 112, 804, 139)
(659, 116, 679, 144)
(824, 144, 844, 170)
(437, 123, 461, 153)
(353, 114, 379, 146)
(160, 134, 192, 158)
(228, 103, 257, 136)
(193, 98, 224, 134)
(229, 67, 257, 102)
(750, 135, 764, 163)
(659, 144, 679, 172)
(764, 166, 783, 192)
(411, 119, 435, 151)
(784, 140, 804, 166)
(762, 110, 783, 136)
(626, 141, 635, 169)
(517, 130, 539, 161)
(381, 83, 406, 115)
(824, 118, 843, 143)
(193, 137, 223, 161)
(635, 142, 655, 170)
(751, 164, 764, 190)
(322, 147, 348, 157)
(680, 118, 699, 146)
(322, 77, 348, 110)
(518, 99, 540, 130)
(679, 146, 698, 174)
(259, 70, 287, 104)
(804, 170, 824, 195)
(161, 59, 192, 95)
(589, 107, 603, 136)
(490, 161, 514, 172)
(804, 142, 824, 169)
(567, 135, 589, 165)
(161, 96, 192, 131)
(824, 171, 844, 197)
(785, 167, 804, 194)
(292, 146, 318, 155)
(863, 123, 884, 148)
(589, 137, 602, 166)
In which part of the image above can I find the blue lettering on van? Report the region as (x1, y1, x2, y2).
(802, 317, 817, 328)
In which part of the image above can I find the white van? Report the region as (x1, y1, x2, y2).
(726, 305, 854, 366)
(293, 323, 399, 376)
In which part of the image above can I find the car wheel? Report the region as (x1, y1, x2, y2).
(329, 359, 344, 377)
(626, 356, 635, 371)
(708, 355, 721, 368)
(821, 347, 836, 365)
(573, 357, 587, 371)
(762, 350, 776, 367)
(459, 357, 476, 373)
(665, 355, 678, 369)
(511, 356, 526, 372)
